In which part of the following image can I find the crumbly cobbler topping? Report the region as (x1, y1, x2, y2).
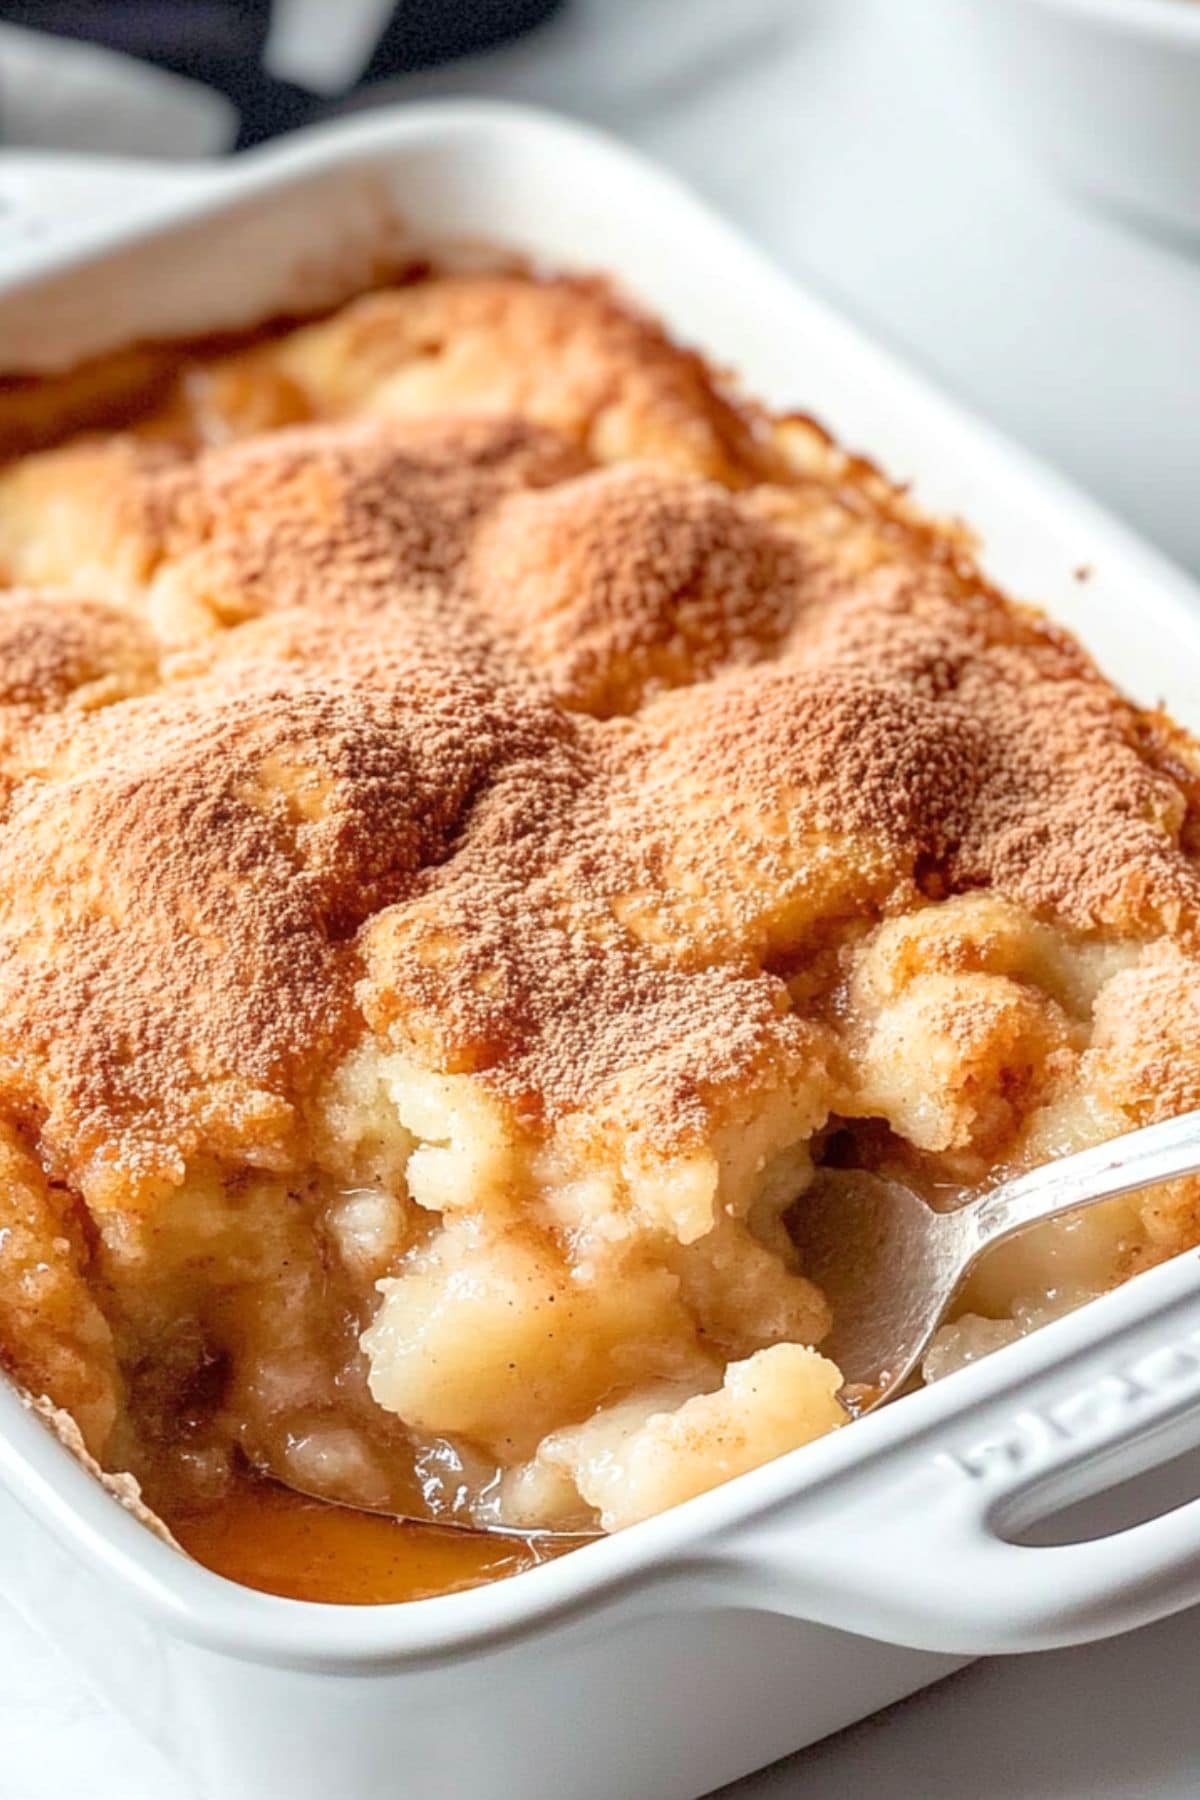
(0, 271, 1197, 1541)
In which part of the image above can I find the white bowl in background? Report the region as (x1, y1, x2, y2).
(945, 0, 1200, 238)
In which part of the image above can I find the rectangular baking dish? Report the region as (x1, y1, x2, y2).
(5, 103, 1200, 1800)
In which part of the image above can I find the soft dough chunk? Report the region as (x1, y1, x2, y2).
(362, 1221, 712, 1461)
(505, 1344, 846, 1532)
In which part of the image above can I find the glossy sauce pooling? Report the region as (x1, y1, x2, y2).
(170, 1479, 571, 1605)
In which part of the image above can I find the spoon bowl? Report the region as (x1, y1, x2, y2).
(264, 1471, 599, 1543)
(788, 1169, 982, 1399)
(791, 1108, 1200, 1410)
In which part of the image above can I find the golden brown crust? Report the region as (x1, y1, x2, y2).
(468, 464, 806, 715)
(0, 589, 157, 713)
(0, 269, 1195, 1215)
(254, 276, 781, 481)
(1087, 941, 1200, 1123)
(0, 1124, 118, 1453)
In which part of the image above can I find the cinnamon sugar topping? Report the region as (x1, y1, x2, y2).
(0, 271, 1195, 1202)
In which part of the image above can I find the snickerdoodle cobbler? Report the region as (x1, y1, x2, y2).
(0, 269, 1198, 1574)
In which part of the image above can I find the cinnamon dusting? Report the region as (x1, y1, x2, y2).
(0, 274, 1195, 1199)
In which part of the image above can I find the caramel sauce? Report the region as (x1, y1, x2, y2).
(169, 1477, 573, 1605)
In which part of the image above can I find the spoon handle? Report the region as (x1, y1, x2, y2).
(972, 1108, 1200, 1252)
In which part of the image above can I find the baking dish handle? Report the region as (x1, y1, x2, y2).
(705, 1250, 1200, 1654)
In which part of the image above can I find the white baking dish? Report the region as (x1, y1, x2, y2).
(5, 103, 1200, 1800)
(940, 0, 1200, 239)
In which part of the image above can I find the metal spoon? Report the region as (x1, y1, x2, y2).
(264, 1110, 1200, 1535)
(789, 1108, 1200, 1406)
(249, 1442, 599, 1543)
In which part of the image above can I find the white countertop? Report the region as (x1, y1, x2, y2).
(3, 2, 1200, 1795)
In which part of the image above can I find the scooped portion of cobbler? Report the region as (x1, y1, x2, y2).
(0, 270, 1197, 1543)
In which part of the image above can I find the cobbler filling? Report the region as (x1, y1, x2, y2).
(0, 270, 1197, 1597)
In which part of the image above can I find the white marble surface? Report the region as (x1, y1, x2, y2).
(3, 2, 1200, 1796)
